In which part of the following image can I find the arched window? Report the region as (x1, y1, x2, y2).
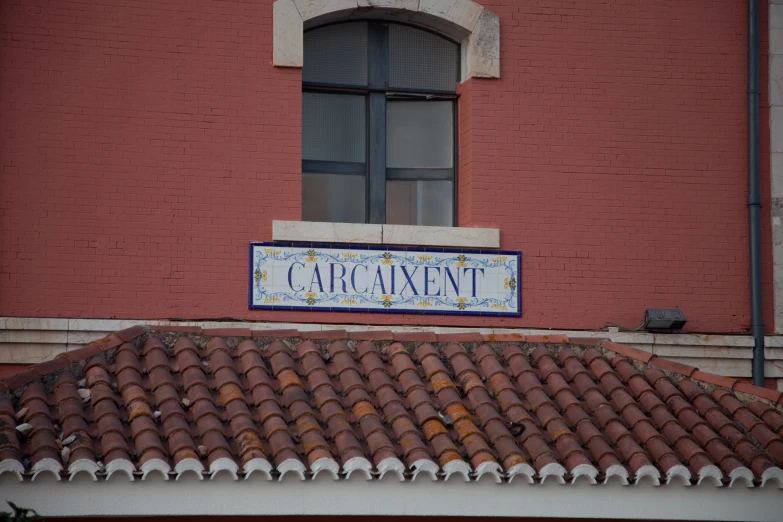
(302, 21, 459, 226)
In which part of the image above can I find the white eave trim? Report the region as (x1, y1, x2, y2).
(272, 220, 500, 248)
(2, 478, 783, 520)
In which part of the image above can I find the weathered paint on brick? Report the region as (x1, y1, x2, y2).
(0, 0, 773, 333)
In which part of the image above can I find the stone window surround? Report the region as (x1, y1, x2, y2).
(272, 2, 501, 248)
(272, 0, 500, 80)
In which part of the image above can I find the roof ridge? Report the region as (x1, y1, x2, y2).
(0, 325, 144, 393)
(597, 339, 783, 405)
(1, 324, 780, 406)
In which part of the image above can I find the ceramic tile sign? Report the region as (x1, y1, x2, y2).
(249, 242, 521, 316)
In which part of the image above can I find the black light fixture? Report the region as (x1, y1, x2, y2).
(643, 308, 687, 331)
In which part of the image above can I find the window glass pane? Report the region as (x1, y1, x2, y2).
(386, 180, 453, 226)
(388, 24, 458, 92)
(386, 101, 453, 168)
(303, 92, 366, 163)
(303, 173, 366, 223)
(303, 22, 368, 86)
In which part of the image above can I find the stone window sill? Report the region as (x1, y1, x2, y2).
(272, 221, 500, 249)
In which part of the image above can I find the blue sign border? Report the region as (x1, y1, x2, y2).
(248, 241, 522, 317)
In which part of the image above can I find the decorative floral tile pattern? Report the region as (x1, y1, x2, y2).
(249, 243, 521, 316)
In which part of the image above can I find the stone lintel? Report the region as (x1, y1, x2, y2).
(272, 0, 500, 80)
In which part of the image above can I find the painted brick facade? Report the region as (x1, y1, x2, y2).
(0, 0, 772, 333)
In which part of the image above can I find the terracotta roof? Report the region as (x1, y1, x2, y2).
(1, 326, 783, 487)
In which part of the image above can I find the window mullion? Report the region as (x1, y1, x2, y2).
(367, 23, 388, 224)
(367, 23, 388, 89)
(368, 93, 386, 224)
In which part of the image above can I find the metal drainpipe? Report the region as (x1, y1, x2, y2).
(748, 0, 765, 386)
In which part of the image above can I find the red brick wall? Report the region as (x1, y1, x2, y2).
(0, 0, 771, 333)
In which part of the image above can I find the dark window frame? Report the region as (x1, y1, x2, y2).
(302, 21, 460, 226)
